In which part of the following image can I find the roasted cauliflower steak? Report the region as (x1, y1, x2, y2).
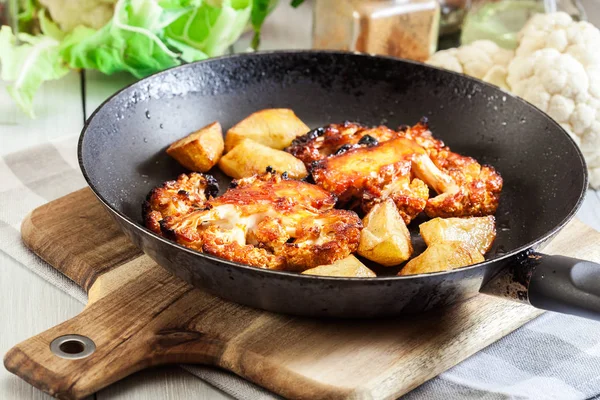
(286, 119, 503, 220)
(143, 171, 362, 271)
(143, 172, 219, 234)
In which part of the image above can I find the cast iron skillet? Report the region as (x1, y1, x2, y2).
(79, 51, 600, 319)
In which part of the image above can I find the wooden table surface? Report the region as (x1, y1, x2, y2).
(1, 2, 600, 399)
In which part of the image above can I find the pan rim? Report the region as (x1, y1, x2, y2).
(78, 49, 588, 282)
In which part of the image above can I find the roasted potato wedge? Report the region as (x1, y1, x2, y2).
(302, 255, 376, 277)
(398, 242, 484, 276)
(166, 121, 224, 172)
(224, 108, 310, 152)
(357, 199, 413, 266)
(420, 216, 496, 254)
(218, 139, 308, 179)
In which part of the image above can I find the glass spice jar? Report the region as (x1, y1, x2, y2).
(438, 0, 471, 37)
(312, 0, 441, 62)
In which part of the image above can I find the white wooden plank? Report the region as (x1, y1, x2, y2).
(0, 252, 87, 400)
(0, 72, 84, 154)
(233, 1, 312, 53)
(0, 70, 88, 400)
(83, 70, 136, 119)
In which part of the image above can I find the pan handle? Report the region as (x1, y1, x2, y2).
(527, 254, 600, 320)
(482, 253, 600, 321)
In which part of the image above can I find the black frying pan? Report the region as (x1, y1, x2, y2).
(79, 51, 600, 319)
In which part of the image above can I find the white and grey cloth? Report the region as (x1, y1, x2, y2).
(1, 136, 600, 400)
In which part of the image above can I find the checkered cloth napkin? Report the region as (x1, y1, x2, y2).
(2, 136, 600, 400)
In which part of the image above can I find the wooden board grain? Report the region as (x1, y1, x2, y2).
(20, 189, 142, 292)
(5, 188, 600, 400)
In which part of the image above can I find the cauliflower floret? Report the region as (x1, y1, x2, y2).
(509, 13, 600, 187)
(507, 48, 589, 115)
(429, 13, 600, 188)
(427, 40, 514, 89)
(517, 12, 600, 66)
(507, 48, 600, 181)
(38, 0, 116, 32)
(481, 65, 511, 91)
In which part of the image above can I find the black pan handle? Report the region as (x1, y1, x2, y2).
(528, 254, 600, 320)
(481, 253, 600, 321)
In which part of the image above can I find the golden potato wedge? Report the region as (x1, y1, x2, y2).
(225, 108, 310, 152)
(398, 242, 484, 276)
(166, 121, 224, 172)
(218, 139, 308, 179)
(302, 255, 376, 277)
(357, 199, 412, 266)
(420, 216, 496, 254)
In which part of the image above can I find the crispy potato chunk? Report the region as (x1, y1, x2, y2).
(166, 122, 224, 172)
(398, 242, 484, 276)
(225, 109, 310, 152)
(302, 255, 376, 277)
(358, 199, 413, 266)
(218, 139, 308, 179)
(420, 216, 496, 254)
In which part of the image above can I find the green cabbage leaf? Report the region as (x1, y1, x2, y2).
(0, 0, 303, 116)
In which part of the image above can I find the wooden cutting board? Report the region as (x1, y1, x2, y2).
(5, 188, 600, 400)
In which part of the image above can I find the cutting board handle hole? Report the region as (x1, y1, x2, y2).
(50, 335, 96, 360)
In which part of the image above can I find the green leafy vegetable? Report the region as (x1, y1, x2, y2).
(158, 0, 202, 9)
(0, 0, 291, 117)
(39, 9, 66, 40)
(60, 0, 192, 78)
(250, 0, 271, 49)
(16, 0, 35, 22)
(0, 25, 69, 117)
(165, 0, 252, 57)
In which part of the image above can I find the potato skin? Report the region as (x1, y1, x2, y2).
(225, 108, 310, 152)
(357, 199, 413, 266)
(166, 121, 224, 172)
(218, 139, 308, 179)
(419, 216, 496, 254)
(302, 255, 376, 277)
(398, 242, 484, 276)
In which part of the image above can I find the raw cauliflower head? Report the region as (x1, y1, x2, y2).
(427, 40, 514, 90)
(38, 0, 116, 32)
(428, 13, 600, 187)
(518, 12, 600, 67)
(508, 13, 600, 188)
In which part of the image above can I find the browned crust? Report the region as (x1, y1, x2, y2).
(144, 172, 362, 271)
(142, 172, 219, 234)
(287, 118, 502, 220)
